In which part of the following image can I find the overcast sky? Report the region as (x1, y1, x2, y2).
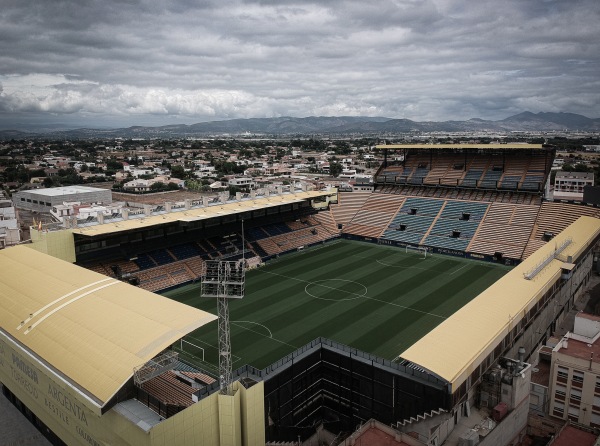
(1, 0, 599, 129)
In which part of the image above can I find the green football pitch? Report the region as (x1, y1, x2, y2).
(163, 240, 510, 374)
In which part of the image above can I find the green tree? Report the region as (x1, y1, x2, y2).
(150, 182, 165, 191)
(329, 162, 343, 177)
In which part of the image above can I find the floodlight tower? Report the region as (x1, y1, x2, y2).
(201, 257, 245, 395)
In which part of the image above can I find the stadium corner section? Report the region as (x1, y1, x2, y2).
(0, 245, 265, 446)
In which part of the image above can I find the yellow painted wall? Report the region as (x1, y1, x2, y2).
(149, 391, 220, 446)
(238, 381, 266, 446)
(1, 331, 265, 446)
(218, 390, 242, 446)
(29, 228, 76, 263)
(0, 334, 123, 446)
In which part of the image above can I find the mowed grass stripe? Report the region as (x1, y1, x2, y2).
(162, 240, 509, 370)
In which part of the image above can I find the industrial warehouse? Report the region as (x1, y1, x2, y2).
(2, 144, 600, 445)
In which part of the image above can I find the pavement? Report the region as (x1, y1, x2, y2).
(0, 386, 50, 446)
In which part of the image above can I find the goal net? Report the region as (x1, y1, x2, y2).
(179, 339, 205, 362)
(405, 245, 428, 258)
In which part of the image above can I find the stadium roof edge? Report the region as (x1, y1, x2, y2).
(374, 143, 545, 150)
(399, 215, 600, 392)
(0, 245, 217, 415)
(71, 190, 335, 237)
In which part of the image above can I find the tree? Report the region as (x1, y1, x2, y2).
(170, 165, 186, 179)
(150, 182, 165, 191)
(167, 182, 179, 191)
(329, 162, 343, 177)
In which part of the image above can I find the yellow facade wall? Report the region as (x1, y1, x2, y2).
(1, 331, 265, 446)
(0, 333, 122, 446)
(218, 390, 242, 446)
(29, 228, 76, 263)
(238, 381, 266, 446)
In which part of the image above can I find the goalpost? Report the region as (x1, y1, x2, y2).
(180, 339, 205, 362)
(405, 245, 428, 258)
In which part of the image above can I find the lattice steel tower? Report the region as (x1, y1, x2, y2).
(201, 260, 245, 395)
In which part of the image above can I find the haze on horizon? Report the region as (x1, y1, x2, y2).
(0, 0, 599, 130)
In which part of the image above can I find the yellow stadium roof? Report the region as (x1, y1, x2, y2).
(400, 216, 600, 391)
(0, 245, 217, 414)
(375, 144, 544, 150)
(72, 190, 334, 237)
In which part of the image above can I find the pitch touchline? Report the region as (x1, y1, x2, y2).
(258, 270, 446, 319)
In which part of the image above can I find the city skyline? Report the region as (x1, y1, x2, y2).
(1, 0, 599, 129)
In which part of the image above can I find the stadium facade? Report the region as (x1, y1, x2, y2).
(2, 144, 600, 445)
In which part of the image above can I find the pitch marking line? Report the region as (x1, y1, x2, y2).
(231, 320, 273, 338)
(258, 270, 446, 319)
(305, 279, 367, 301)
(230, 321, 298, 350)
(185, 335, 243, 363)
(449, 264, 468, 275)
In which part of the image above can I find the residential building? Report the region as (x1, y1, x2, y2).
(549, 312, 600, 428)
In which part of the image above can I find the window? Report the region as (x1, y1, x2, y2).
(573, 370, 584, 387)
(553, 401, 565, 418)
(557, 366, 569, 383)
(570, 388, 582, 401)
(555, 384, 566, 400)
(592, 412, 600, 428)
(568, 406, 580, 422)
(594, 395, 600, 409)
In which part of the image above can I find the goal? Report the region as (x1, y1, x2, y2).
(179, 339, 205, 361)
(405, 245, 428, 258)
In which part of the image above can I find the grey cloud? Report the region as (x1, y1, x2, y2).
(0, 0, 599, 128)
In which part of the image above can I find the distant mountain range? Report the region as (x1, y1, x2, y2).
(1, 112, 599, 140)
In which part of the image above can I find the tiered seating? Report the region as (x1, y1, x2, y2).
(380, 197, 444, 245)
(169, 243, 202, 260)
(308, 210, 340, 237)
(134, 253, 156, 270)
(344, 194, 405, 238)
(87, 264, 110, 276)
(521, 174, 544, 191)
(467, 203, 538, 260)
(330, 191, 372, 225)
(409, 166, 429, 185)
(141, 371, 196, 410)
(500, 175, 522, 189)
(522, 202, 600, 258)
(479, 169, 502, 188)
(460, 169, 483, 187)
(149, 248, 176, 265)
(438, 201, 488, 221)
(440, 164, 466, 186)
(422, 201, 488, 251)
(180, 371, 216, 385)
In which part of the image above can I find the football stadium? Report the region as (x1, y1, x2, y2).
(1, 143, 600, 445)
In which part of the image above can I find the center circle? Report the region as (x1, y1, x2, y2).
(305, 279, 367, 302)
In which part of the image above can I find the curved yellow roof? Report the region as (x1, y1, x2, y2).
(400, 216, 600, 391)
(0, 246, 216, 413)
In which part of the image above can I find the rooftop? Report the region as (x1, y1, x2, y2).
(400, 216, 600, 391)
(555, 336, 600, 364)
(375, 143, 545, 150)
(0, 245, 217, 415)
(18, 185, 108, 197)
(551, 425, 597, 446)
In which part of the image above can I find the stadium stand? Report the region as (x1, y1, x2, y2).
(467, 203, 539, 260)
(522, 201, 600, 258)
(344, 193, 405, 238)
(330, 191, 372, 226)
